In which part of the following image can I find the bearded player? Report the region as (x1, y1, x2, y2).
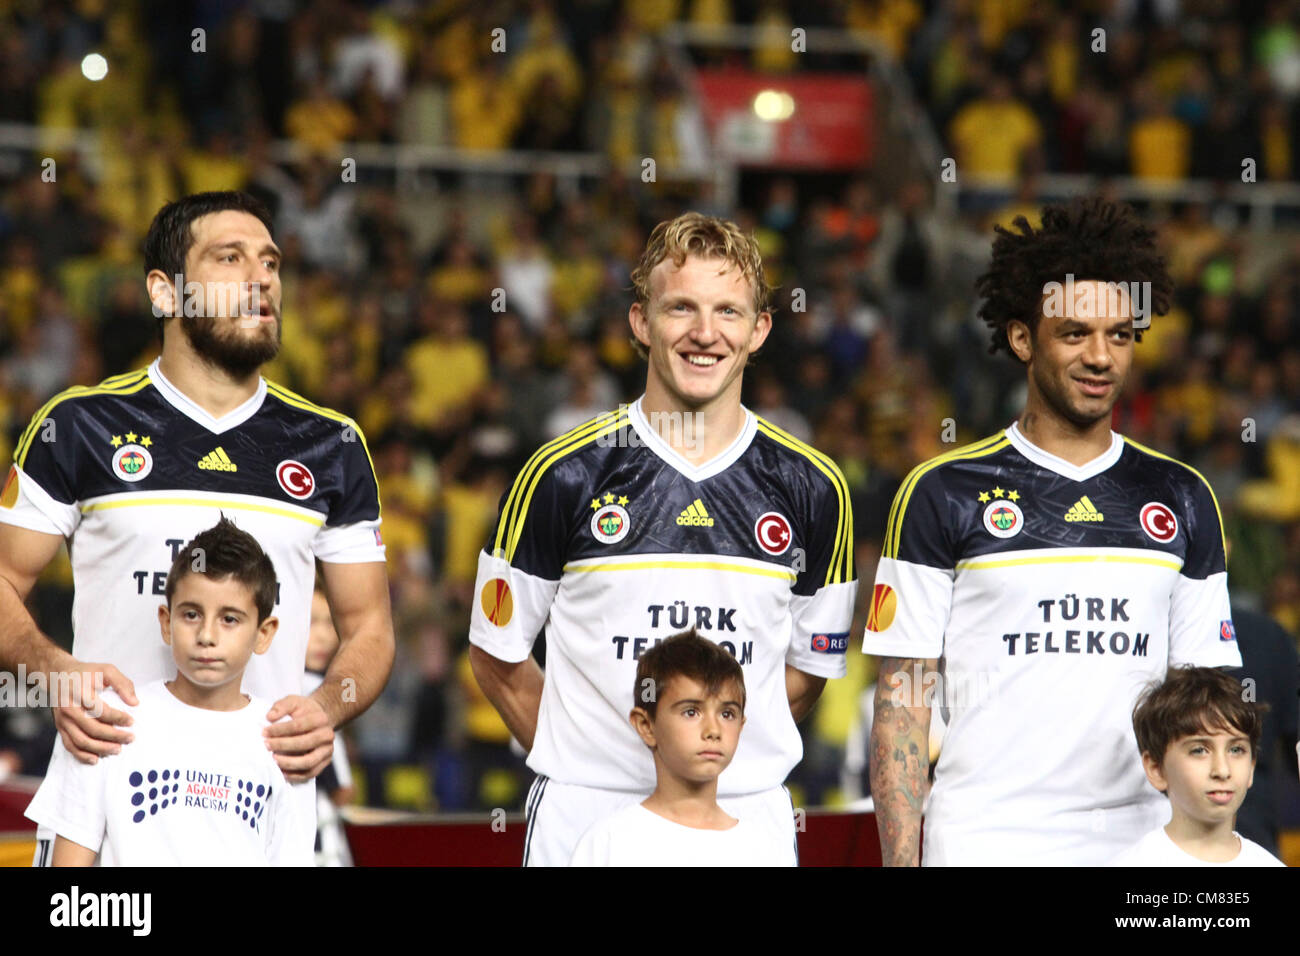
(469, 212, 857, 866)
(864, 197, 1241, 865)
(0, 191, 394, 865)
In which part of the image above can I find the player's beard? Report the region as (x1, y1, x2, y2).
(1032, 358, 1121, 428)
(181, 312, 281, 380)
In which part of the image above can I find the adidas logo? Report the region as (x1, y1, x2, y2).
(1064, 495, 1103, 522)
(197, 446, 238, 472)
(676, 498, 715, 527)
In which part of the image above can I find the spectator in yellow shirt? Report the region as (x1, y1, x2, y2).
(404, 301, 489, 434)
(947, 76, 1042, 186)
(1129, 86, 1191, 181)
(285, 76, 357, 156)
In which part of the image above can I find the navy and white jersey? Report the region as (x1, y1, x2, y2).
(469, 397, 857, 794)
(0, 358, 384, 702)
(863, 422, 1241, 865)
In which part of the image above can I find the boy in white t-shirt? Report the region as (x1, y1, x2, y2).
(26, 516, 310, 866)
(570, 630, 791, 866)
(1112, 666, 1285, 867)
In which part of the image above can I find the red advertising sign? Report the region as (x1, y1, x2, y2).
(694, 69, 875, 169)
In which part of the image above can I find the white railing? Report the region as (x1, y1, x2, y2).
(0, 122, 721, 198)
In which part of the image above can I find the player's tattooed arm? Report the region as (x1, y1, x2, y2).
(869, 656, 935, 867)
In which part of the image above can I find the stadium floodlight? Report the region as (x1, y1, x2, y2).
(81, 53, 108, 81)
(752, 90, 795, 122)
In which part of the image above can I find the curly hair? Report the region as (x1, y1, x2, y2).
(975, 196, 1174, 360)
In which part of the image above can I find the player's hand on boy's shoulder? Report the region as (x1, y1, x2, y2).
(264, 694, 334, 782)
(52, 661, 137, 764)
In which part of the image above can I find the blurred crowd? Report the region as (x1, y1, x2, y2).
(0, 0, 1298, 817)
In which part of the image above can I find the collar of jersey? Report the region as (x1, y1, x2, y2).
(148, 357, 267, 434)
(1005, 420, 1123, 481)
(629, 395, 756, 482)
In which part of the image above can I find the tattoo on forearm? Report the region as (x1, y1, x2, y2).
(870, 657, 929, 865)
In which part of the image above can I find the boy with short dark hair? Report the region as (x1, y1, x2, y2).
(26, 516, 310, 865)
(570, 630, 791, 866)
(1112, 666, 1285, 866)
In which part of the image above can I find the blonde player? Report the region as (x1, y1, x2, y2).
(470, 213, 856, 866)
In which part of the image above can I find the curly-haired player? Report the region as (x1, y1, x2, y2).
(863, 197, 1241, 865)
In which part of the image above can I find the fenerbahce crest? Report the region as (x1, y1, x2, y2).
(590, 491, 631, 544)
(979, 486, 1023, 539)
(109, 432, 154, 483)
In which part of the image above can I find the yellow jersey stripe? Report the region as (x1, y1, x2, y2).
(493, 410, 626, 557)
(1121, 436, 1227, 557)
(494, 411, 620, 554)
(764, 418, 856, 585)
(265, 381, 381, 514)
(504, 413, 629, 561)
(755, 418, 849, 584)
(17, 372, 151, 466)
(755, 418, 854, 586)
(885, 434, 1009, 559)
(82, 496, 325, 526)
(99, 369, 150, 388)
(956, 553, 1183, 572)
(884, 433, 1006, 559)
(564, 559, 797, 581)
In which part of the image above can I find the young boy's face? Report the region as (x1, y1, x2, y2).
(306, 590, 340, 672)
(159, 572, 277, 691)
(1143, 726, 1256, 828)
(632, 674, 745, 784)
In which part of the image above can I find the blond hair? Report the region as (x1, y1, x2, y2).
(630, 212, 771, 314)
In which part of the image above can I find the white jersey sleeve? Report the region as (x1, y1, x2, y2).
(0, 398, 84, 535)
(1168, 477, 1239, 668)
(784, 453, 857, 679)
(468, 455, 569, 663)
(862, 467, 954, 659)
(311, 418, 385, 563)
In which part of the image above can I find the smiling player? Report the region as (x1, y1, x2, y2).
(864, 197, 1242, 866)
(469, 212, 856, 866)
